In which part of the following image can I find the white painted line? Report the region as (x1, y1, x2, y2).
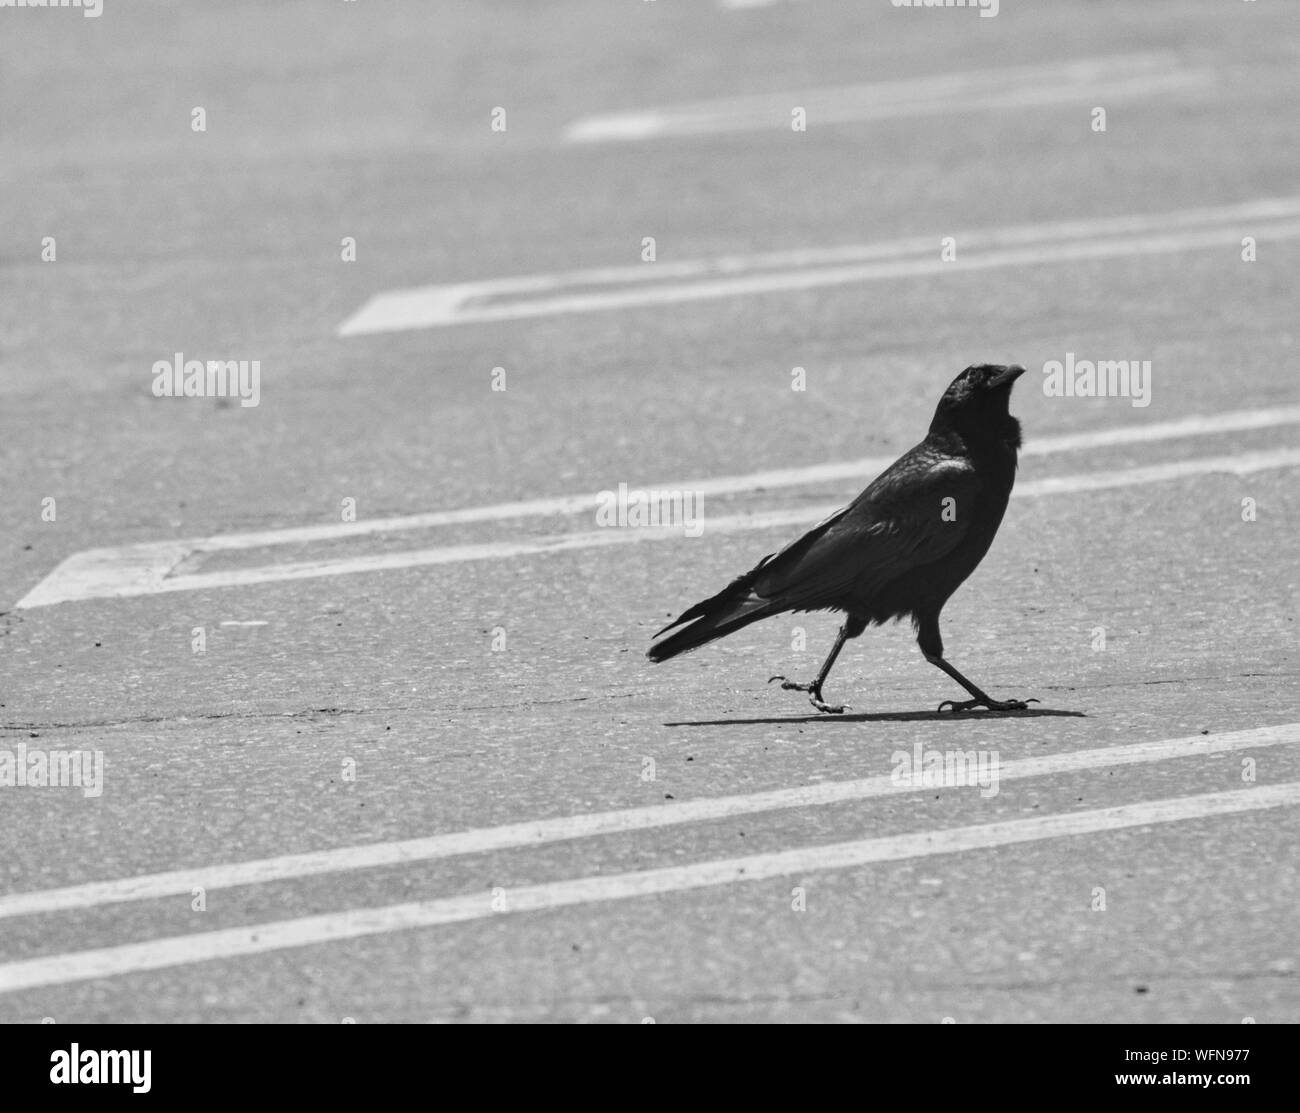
(0, 723, 1294, 923)
(565, 70, 1208, 143)
(15, 446, 1300, 607)
(219, 621, 267, 627)
(1, 782, 1295, 994)
(337, 197, 1300, 334)
(563, 53, 1210, 143)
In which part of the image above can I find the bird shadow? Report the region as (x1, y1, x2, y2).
(665, 707, 1087, 727)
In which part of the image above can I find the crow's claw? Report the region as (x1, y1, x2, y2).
(768, 675, 849, 714)
(937, 696, 1040, 713)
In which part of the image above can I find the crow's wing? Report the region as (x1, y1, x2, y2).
(747, 449, 983, 611)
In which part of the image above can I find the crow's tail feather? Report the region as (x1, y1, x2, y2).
(646, 565, 778, 663)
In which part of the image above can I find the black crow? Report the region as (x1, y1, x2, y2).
(647, 363, 1037, 714)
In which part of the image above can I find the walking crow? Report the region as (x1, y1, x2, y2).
(647, 364, 1037, 714)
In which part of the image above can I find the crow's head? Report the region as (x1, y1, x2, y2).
(930, 363, 1024, 446)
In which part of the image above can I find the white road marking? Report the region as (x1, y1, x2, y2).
(218, 621, 268, 627)
(0, 724, 1292, 923)
(562, 53, 1211, 143)
(1, 782, 1295, 994)
(336, 197, 1300, 334)
(15, 445, 1300, 607)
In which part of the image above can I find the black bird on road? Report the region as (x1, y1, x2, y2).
(647, 364, 1038, 714)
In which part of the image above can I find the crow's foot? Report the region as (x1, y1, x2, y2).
(768, 675, 849, 715)
(937, 696, 1039, 713)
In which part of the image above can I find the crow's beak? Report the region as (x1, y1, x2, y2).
(991, 365, 1026, 388)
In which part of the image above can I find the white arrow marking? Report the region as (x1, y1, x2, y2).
(15, 418, 1300, 608)
(337, 198, 1300, 335)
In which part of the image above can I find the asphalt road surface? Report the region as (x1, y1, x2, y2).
(1, 0, 1297, 1022)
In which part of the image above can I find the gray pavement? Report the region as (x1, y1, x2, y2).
(1, 0, 1297, 1022)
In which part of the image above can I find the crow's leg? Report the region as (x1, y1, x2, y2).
(916, 614, 1038, 713)
(929, 656, 1039, 713)
(769, 615, 866, 714)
